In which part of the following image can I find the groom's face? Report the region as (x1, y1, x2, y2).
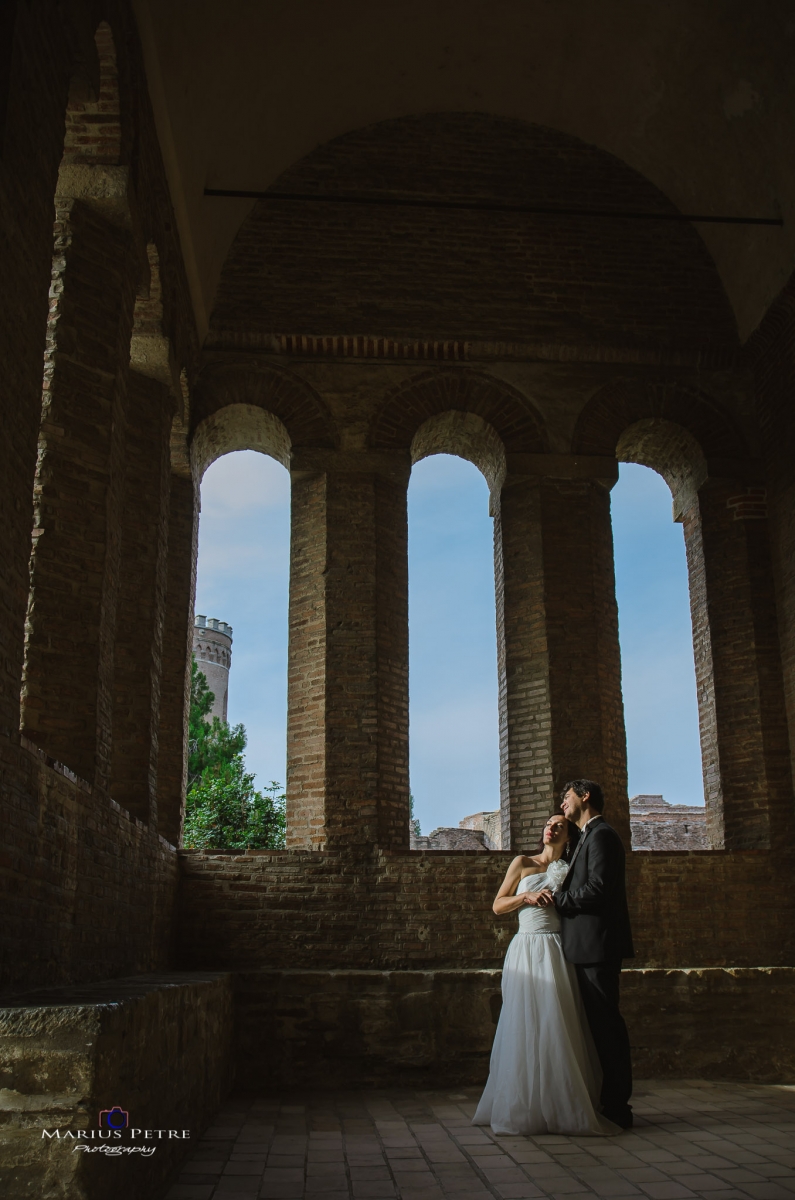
(561, 788, 587, 821)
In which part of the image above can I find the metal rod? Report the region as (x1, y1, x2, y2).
(203, 188, 783, 226)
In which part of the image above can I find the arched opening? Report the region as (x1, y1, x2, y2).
(612, 463, 706, 842)
(188, 405, 291, 849)
(612, 418, 712, 849)
(408, 413, 503, 845)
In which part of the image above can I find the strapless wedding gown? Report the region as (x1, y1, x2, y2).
(473, 863, 620, 1136)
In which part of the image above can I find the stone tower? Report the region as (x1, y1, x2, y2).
(192, 615, 233, 722)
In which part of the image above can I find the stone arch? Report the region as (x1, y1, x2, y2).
(617, 419, 708, 522)
(411, 410, 507, 503)
(572, 378, 747, 460)
(370, 368, 547, 455)
(192, 359, 336, 453)
(62, 22, 124, 167)
(190, 404, 292, 481)
(593, 399, 736, 850)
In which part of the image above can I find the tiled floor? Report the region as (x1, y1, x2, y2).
(165, 1082, 795, 1200)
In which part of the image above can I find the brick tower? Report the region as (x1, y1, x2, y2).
(192, 615, 233, 722)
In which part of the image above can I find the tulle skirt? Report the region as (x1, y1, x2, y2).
(473, 932, 620, 1136)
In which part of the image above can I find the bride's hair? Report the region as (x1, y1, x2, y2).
(532, 818, 580, 862)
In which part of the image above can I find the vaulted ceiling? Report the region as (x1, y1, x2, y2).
(132, 0, 795, 343)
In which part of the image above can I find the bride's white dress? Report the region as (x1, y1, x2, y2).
(473, 861, 620, 1136)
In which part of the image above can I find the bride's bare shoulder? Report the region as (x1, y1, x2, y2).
(509, 854, 544, 877)
(519, 855, 545, 877)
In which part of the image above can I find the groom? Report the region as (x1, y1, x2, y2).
(554, 779, 635, 1129)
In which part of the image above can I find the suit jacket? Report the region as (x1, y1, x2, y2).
(554, 816, 634, 963)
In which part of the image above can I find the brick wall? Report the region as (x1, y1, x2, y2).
(748, 280, 795, 817)
(110, 370, 173, 826)
(697, 480, 793, 848)
(2, 0, 793, 1019)
(157, 475, 198, 847)
(0, 0, 74, 742)
(0, 0, 198, 994)
(630, 795, 707, 851)
(176, 848, 795, 974)
(211, 114, 737, 352)
(231, 967, 795, 1089)
(0, 737, 178, 998)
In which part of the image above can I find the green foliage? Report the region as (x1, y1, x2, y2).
(183, 762, 286, 851)
(187, 658, 246, 790)
(184, 657, 286, 850)
(409, 792, 421, 838)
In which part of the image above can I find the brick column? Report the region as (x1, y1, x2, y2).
(0, 2, 71, 742)
(287, 451, 410, 850)
(20, 196, 137, 788)
(109, 371, 173, 826)
(681, 502, 722, 847)
(495, 477, 553, 851)
(157, 473, 198, 847)
(496, 457, 629, 850)
(690, 480, 792, 849)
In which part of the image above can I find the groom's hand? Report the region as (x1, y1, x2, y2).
(526, 889, 555, 906)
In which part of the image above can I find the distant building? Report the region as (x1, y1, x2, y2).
(630, 794, 708, 851)
(410, 825, 493, 851)
(408, 808, 501, 851)
(409, 796, 708, 853)
(193, 615, 233, 722)
(459, 810, 502, 850)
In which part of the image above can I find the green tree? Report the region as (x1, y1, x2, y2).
(409, 792, 421, 838)
(187, 658, 246, 790)
(183, 763, 286, 851)
(183, 657, 286, 850)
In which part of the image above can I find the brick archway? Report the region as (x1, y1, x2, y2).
(370, 368, 547, 453)
(192, 359, 336, 451)
(572, 378, 748, 459)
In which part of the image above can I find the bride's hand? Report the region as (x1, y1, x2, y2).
(525, 889, 554, 907)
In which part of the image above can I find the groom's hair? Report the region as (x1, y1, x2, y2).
(562, 778, 605, 813)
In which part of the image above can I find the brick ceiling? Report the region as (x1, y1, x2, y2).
(133, 0, 795, 343)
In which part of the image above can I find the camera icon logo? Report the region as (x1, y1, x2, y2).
(99, 1107, 129, 1130)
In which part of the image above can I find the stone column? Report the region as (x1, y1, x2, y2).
(156, 473, 198, 847)
(109, 371, 173, 826)
(496, 456, 630, 850)
(20, 191, 138, 788)
(287, 450, 410, 850)
(690, 479, 792, 849)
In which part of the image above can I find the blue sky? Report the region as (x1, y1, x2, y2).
(194, 451, 704, 827)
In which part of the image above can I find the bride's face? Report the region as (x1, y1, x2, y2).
(543, 817, 568, 848)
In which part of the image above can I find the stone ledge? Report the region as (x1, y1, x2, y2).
(233, 966, 795, 1090)
(0, 971, 233, 1200)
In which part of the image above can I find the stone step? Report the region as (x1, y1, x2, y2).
(0, 971, 232, 1200)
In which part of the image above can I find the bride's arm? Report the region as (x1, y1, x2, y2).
(492, 857, 550, 915)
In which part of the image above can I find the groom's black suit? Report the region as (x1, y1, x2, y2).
(554, 816, 634, 1126)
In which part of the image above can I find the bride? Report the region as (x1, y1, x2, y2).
(473, 814, 620, 1136)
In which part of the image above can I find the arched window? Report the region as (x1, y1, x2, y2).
(193, 448, 291, 805)
(612, 462, 704, 809)
(408, 451, 500, 839)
